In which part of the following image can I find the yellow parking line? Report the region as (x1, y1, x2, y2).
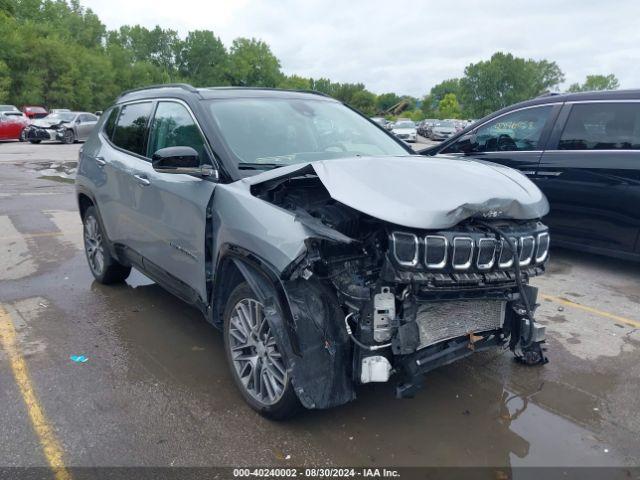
(0, 305, 71, 480)
(541, 294, 640, 329)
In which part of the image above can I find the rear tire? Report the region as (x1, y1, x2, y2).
(223, 282, 301, 420)
(29, 139, 41, 144)
(83, 206, 131, 284)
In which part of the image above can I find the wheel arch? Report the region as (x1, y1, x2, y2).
(212, 244, 355, 410)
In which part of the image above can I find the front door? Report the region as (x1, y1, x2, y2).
(131, 100, 216, 302)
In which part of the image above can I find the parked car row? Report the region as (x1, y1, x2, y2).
(0, 104, 99, 143)
(370, 117, 478, 144)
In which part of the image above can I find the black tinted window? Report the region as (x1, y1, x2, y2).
(148, 102, 206, 159)
(103, 107, 119, 139)
(111, 102, 152, 156)
(559, 103, 640, 150)
(475, 106, 552, 152)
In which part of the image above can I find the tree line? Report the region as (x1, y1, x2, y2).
(0, 0, 621, 119)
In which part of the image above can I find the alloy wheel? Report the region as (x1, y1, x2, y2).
(84, 215, 105, 275)
(228, 298, 288, 406)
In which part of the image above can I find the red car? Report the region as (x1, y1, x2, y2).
(0, 106, 30, 141)
(21, 105, 48, 120)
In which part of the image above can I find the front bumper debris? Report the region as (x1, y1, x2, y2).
(24, 126, 57, 141)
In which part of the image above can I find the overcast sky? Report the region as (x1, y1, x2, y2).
(82, 0, 640, 97)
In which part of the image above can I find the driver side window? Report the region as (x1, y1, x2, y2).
(148, 102, 207, 160)
(447, 106, 552, 153)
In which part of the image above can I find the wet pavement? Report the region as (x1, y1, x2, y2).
(1, 141, 639, 470)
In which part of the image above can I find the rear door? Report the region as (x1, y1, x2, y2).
(130, 100, 216, 301)
(535, 101, 640, 256)
(440, 104, 561, 177)
(95, 101, 155, 252)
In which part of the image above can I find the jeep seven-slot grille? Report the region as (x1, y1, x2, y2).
(390, 229, 549, 272)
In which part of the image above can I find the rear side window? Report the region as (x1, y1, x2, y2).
(559, 103, 640, 150)
(80, 114, 97, 122)
(111, 102, 153, 156)
(103, 107, 120, 140)
(148, 102, 206, 159)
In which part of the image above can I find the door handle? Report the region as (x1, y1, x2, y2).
(133, 174, 151, 186)
(94, 156, 106, 167)
(536, 171, 562, 177)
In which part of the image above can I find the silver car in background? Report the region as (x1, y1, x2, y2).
(24, 111, 99, 144)
(429, 120, 458, 140)
(391, 120, 417, 142)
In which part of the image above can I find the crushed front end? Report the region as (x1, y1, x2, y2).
(23, 122, 67, 141)
(250, 171, 549, 405)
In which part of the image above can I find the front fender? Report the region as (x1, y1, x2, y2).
(228, 254, 355, 410)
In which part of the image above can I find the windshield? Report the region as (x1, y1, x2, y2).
(436, 121, 456, 128)
(45, 113, 75, 122)
(207, 98, 409, 168)
(394, 121, 415, 129)
(0, 105, 18, 112)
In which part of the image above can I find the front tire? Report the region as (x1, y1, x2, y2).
(83, 206, 131, 284)
(223, 282, 301, 420)
(62, 129, 75, 144)
(29, 139, 41, 144)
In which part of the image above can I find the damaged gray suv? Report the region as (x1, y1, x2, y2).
(76, 84, 550, 419)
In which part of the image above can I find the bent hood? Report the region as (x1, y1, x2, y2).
(32, 119, 69, 128)
(244, 155, 549, 229)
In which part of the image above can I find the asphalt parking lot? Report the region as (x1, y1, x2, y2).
(1, 141, 639, 471)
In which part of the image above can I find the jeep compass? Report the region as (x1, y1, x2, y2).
(76, 84, 550, 419)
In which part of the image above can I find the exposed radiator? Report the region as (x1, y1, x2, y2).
(416, 300, 506, 349)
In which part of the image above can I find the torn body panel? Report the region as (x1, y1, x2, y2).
(210, 154, 550, 409)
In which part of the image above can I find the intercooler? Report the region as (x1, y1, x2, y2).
(415, 299, 506, 349)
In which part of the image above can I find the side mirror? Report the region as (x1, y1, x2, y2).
(457, 133, 479, 154)
(152, 146, 217, 178)
(76, 119, 81, 124)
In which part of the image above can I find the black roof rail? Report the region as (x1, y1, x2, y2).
(203, 86, 333, 98)
(536, 91, 562, 98)
(117, 83, 199, 100)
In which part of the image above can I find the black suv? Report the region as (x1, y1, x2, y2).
(421, 90, 640, 262)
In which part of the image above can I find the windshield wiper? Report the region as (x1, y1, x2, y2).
(238, 163, 287, 170)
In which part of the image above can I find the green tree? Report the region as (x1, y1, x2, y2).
(278, 74, 312, 90)
(0, 0, 15, 16)
(177, 30, 228, 87)
(376, 92, 401, 112)
(349, 89, 376, 116)
(437, 93, 461, 119)
(422, 78, 461, 116)
(228, 38, 281, 87)
(0, 60, 11, 102)
(459, 52, 564, 117)
(567, 74, 620, 92)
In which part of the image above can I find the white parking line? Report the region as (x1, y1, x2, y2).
(0, 215, 37, 280)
